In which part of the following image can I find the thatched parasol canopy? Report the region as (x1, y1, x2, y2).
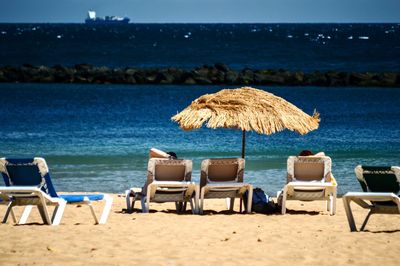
(172, 87, 320, 158)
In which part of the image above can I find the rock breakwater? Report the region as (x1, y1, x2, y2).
(0, 64, 399, 87)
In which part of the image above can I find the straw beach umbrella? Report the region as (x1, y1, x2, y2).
(171, 87, 320, 158)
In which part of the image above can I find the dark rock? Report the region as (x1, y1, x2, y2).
(133, 70, 146, 83)
(214, 63, 230, 72)
(193, 67, 210, 79)
(159, 68, 185, 84)
(225, 70, 238, 84)
(20, 65, 54, 83)
(91, 66, 111, 83)
(192, 66, 213, 84)
(209, 68, 225, 84)
(254, 72, 285, 85)
(158, 74, 173, 84)
(292, 71, 305, 84)
(1, 64, 399, 87)
(74, 64, 93, 72)
(144, 69, 162, 84)
(169, 68, 185, 83)
(194, 76, 213, 85)
(52, 65, 74, 83)
(305, 71, 329, 86)
(378, 72, 397, 87)
(110, 68, 127, 83)
(124, 68, 137, 84)
(238, 68, 254, 85)
(183, 77, 197, 85)
(349, 72, 376, 86)
(325, 71, 348, 86)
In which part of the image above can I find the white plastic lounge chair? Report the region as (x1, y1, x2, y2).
(199, 158, 253, 214)
(0, 158, 113, 225)
(125, 158, 199, 213)
(343, 165, 400, 232)
(277, 155, 337, 215)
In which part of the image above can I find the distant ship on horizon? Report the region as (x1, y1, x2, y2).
(85, 10, 130, 24)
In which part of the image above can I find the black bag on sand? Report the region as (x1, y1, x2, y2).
(244, 187, 278, 214)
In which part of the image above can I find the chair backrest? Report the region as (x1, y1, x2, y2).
(0, 157, 59, 197)
(287, 156, 332, 182)
(200, 158, 245, 187)
(355, 165, 400, 194)
(147, 158, 192, 183)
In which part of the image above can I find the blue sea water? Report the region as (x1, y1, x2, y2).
(0, 83, 399, 195)
(0, 23, 399, 195)
(0, 23, 399, 71)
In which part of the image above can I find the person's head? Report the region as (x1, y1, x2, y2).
(299, 150, 313, 156)
(166, 152, 177, 159)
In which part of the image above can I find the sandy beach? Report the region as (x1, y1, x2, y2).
(0, 194, 399, 266)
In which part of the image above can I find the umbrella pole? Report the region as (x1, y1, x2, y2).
(241, 130, 246, 158)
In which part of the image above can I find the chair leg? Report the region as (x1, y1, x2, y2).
(246, 186, 253, 214)
(327, 198, 331, 212)
(199, 188, 205, 215)
(360, 211, 373, 231)
(342, 196, 357, 232)
(225, 198, 230, 210)
(37, 205, 51, 225)
(125, 190, 132, 213)
(3, 202, 16, 224)
(141, 196, 149, 213)
(227, 198, 235, 211)
(51, 201, 66, 225)
(98, 194, 113, 224)
(10, 208, 16, 223)
(331, 194, 336, 215)
(131, 198, 136, 211)
(189, 198, 195, 214)
(18, 205, 33, 225)
(194, 186, 200, 214)
(175, 202, 183, 213)
(281, 189, 287, 215)
(85, 198, 99, 224)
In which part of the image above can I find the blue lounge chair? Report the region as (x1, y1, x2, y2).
(0, 158, 113, 225)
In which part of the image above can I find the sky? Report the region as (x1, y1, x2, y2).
(0, 0, 399, 23)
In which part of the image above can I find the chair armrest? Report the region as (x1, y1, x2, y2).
(285, 181, 336, 188)
(343, 192, 399, 201)
(204, 182, 252, 188)
(0, 186, 65, 204)
(151, 181, 197, 187)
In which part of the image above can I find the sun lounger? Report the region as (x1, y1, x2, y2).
(0, 158, 113, 225)
(199, 158, 253, 214)
(125, 158, 199, 213)
(343, 165, 400, 231)
(277, 155, 337, 215)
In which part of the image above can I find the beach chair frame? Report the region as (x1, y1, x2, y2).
(342, 165, 400, 231)
(0, 186, 66, 225)
(277, 156, 337, 215)
(126, 158, 199, 214)
(0, 158, 113, 225)
(199, 158, 253, 214)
